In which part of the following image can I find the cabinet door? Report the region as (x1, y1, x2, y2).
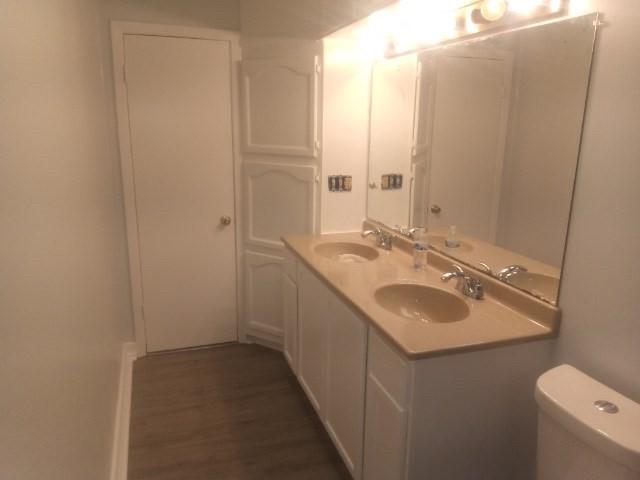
(326, 297, 367, 479)
(282, 272, 298, 374)
(241, 55, 319, 157)
(297, 263, 329, 414)
(363, 374, 408, 480)
(245, 251, 284, 339)
(243, 162, 318, 250)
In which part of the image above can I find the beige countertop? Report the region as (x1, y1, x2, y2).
(283, 232, 559, 360)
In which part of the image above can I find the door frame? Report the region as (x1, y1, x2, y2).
(111, 22, 244, 356)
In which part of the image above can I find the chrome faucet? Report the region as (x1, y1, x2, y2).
(497, 265, 528, 281)
(441, 264, 484, 300)
(362, 228, 393, 250)
(392, 225, 422, 239)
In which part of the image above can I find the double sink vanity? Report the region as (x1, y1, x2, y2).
(277, 11, 599, 480)
(281, 226, 559, 479)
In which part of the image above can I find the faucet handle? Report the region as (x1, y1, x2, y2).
(451, 263, 465, 274)
(441, 264, 484, 300)
(361, 227, 381, 238)
(477, 262, 493, 275)
(391, 225, 422, 239)
(497, 264, 528, 280)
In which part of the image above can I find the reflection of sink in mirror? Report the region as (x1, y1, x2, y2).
(374, 283, 469, 323)
(365, 14, 598, 306)
(506, 273, 559, 302)
(428, 235, 474, 253)
(314, 242, 379, 263)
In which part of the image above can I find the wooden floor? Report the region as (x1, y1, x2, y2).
(128, 343, 351, 480)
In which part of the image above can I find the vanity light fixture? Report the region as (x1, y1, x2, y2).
(472, 0, 508, 23)
(373, 0, 568, 57)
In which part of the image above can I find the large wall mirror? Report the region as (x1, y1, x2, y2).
(367, 14, 598, 305)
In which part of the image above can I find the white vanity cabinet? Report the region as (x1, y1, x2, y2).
(293, 260, 368, 479)
(325, 288, 367, 478)
(284, 246, 552, 480)
(282, 273, 297, 373)
(282, 249, 298, 373)
(297, 262, 330, 414)
(363, 328, 552, 480)
(363, 330, 410, 480)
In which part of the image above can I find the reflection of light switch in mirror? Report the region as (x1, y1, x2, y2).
(382, 174, 403, 190)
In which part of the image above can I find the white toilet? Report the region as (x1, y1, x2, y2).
(535, 364, 640, 480)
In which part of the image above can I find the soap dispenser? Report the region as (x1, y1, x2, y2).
(445, 225, 460, 248)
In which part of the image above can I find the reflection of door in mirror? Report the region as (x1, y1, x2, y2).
(368, 54, 417, 227)
(414, 48, 513, 243)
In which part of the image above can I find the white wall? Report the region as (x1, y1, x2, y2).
(100, 0, 240, 32)
(321, 21, 372, 233)
(0, 0, 130, 478)
(241, 0, 394, 39)
(553, 0, 640, 401)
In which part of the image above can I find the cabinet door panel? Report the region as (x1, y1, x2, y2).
(326, 297, 367, 478)
(245, 251, 284, 338)
(363, 374, 408, 480)
(297, 264, 328, 414)
(241, 56, 319, 157)
(282, 272, 298, 373)
(244, 162, 317, 249)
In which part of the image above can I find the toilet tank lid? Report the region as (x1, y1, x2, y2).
(535, 364, 640, 473)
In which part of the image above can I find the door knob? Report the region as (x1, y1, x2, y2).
(430, 204, 442, 214)
(220, 215, 232, 226)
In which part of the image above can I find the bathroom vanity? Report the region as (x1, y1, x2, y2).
(275, 10, 599, 480)
(282, 231, 559, 480)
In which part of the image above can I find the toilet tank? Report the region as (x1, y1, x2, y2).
(535, 364, 640, 480)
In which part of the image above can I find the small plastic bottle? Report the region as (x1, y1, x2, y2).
(413, 229, 428, 271)
(445, 225, 460, 248)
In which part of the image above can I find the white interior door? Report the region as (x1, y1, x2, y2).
(123, 34, 237, 352)
(425, 49, 512, 242)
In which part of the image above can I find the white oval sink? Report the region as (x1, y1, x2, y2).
(506, 272, 559, 301)
(314, 242, 379, 263)
(374, 283, 469, 323)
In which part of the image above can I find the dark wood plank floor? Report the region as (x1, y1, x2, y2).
(128, 343, 351, 480)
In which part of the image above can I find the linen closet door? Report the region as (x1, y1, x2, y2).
(123, 34, 237, 352)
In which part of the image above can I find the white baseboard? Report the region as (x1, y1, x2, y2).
(110, 342, 137, 480)
(246, 333, 283, 352)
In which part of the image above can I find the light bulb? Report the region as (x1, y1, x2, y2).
(480, 0, 507, 21)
